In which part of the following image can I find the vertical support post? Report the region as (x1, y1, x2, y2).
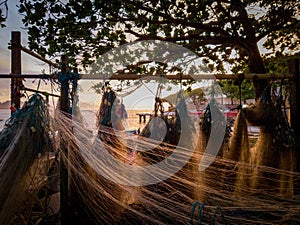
(60, 55, 70, 225)
(60, 55, 69, 112)
(288, 59, 300, 135)
(10, 31, 22, 114)
(288, 58, 300, 194)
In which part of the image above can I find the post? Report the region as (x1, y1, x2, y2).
(288, 59, 300, 135)
(288, 58, 300, 194)
(60, 55, 70, 225)
(10, 31, 22, 113)
(60, 55, 69, 112)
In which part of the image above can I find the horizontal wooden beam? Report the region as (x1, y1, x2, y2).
(79, 73, 295, 80)
(0, 73, 295, 80)
(0, 74, 54, 79)
(20, 46, 59, 68)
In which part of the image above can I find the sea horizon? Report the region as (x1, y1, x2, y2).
(0, 108, 151, 132)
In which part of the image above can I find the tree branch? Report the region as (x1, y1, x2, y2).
(257, 20, 300, 41)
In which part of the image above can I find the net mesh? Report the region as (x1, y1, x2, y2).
(0, 90, 299, 224)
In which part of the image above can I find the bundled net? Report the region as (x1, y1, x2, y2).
(194, 98, 231, 203)
(225, 110, 249, 161)
(0, 94, 56, 225)
(243, 84, 296, 196)
(140, 91, 195, 146)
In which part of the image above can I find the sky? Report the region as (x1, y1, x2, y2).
(0, 1, 270, 110)
(0, 0, 50, 103)
(0, 1, 178, 110)
(0, 0, 203, 110)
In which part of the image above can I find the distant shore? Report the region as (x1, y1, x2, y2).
(0, 100, 10, 109)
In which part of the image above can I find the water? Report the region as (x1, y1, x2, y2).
(0, 108, 150, 133)
(0, 108, 259, 135)
(80, 109, 149, 132)
(0, 109, 10, 131)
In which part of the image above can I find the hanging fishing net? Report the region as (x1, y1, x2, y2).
(200, 98, 231, 149)
(96, 83, 127, 146)
(226, 110, 249, 161)
(243, 84, 296, 196)
(194, 97, 232, 204)
(1, 82, 300, 225)
(61, 83, 137, 225)
(0, 94, 56, 225)
(139, 91, 196, 167)
(53, 112, 300, 224)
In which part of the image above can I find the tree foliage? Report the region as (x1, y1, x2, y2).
(0, 0, 8, 28)
(186, 86, 207, 102)
(219, 79, 255, 104)
(18, 0, 299, 69)
(18, 0, 299, 98)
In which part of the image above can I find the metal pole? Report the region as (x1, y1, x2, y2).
(10, 31, 22, 114)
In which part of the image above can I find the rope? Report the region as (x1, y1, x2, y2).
(153, 74, 165, 117)
(190, 201, 206, 225)
(234, 73, 244, 106)
(57, 67, 79, 113)
(155, 74, 164, 99)
(190, 202, 225, 225)
(141, 80, 156, 96)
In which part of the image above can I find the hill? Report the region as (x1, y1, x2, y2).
(0, 100, 10, 109)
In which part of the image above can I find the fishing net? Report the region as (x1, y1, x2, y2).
(140, 91, 195, 146)
(226, 110, 249, 161)
(223, 109, 252, 194)
(243, 84, 296, 195)
(0, 94, 56, 225)
(195, 98, 231, 204)
(52, 112, 300, 224)
(60, 85, 136, 225)
(200, 98, 231, 154)
(1, 84, 300, 225)
(58, 84, 299, 224)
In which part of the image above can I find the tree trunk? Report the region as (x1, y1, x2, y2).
(247, 42, 268, 99)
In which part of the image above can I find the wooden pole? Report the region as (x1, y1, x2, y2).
(20, 86, 60, 98)
(288, 58, 300, 195)
(288, 58, 300, 135)
(60, 55, 70, 225)
(60, 55, 69, 112)
(79, 72, 294, 80)
(10, 31, 22, 113)
(0, 72, 295, 80)
(20, 45, 59, 68)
